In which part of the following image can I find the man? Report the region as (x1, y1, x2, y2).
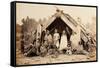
(44, 30, 58, 57)
(47, 30, 53, 46)
(40, 44, 47, 57)
(40, 24, 46, 44)
(53, 29, 60, 49)
(44, 30, 53, 46)
(43, 30, 53, 55)
(65, 27, 70, 41)
(41, 29, 46, 45)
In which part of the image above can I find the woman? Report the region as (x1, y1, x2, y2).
(59, 30, 68, 51)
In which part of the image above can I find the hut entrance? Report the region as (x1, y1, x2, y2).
(46, 17, 72, 42)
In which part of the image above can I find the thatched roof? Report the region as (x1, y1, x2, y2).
(43, 9, 78, 32)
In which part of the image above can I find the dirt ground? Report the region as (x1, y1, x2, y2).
(16, 54, 96, 65)
(16, 41, 96, 65)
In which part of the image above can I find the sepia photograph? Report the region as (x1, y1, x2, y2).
(15, 2, 97, 66)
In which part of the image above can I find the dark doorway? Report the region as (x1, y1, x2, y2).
(46, 17, 72, 41)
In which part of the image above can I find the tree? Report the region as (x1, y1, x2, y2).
(21, 16, 38, 55)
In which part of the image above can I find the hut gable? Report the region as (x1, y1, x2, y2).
(43, 9, 83, 45)
(44, 9, 78, 33)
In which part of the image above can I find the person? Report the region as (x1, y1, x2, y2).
(66, 41, 72, 55)
(47, 31, 53, 46)
(24, 43, 37, 56)
(53, 29, 60, 49)
(36, 39, 41, 55)
(44, 30, 57, 55)
(43, 30, 53, 49)
(44, 30, 48, 47)
(65, 27, 70, 41)
(76, 41, 89, 55)
(59, 30, 68, 51)
(40, 29, 46, 45)
(40, 44, 47, 57)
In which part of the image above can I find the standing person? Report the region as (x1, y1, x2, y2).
(44, 30, 53, 48)
(59, 30, 68, 51)
(39, 30, 48, 57)
(41, 29, 46, 45)
(65, 27, 70, 41)
(53, 29, 60, 49)
(44, 30, 54, 55)
(35, 24, 42, 54)
(47, 30, 53, 46)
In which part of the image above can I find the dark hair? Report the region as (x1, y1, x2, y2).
(41, 24, 43, 27)
(78, 41, 82, 45)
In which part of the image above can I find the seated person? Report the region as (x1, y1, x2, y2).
(66, 42, 72, 55)
(40, 45, 47, 57)
(24, 43, 37, 57)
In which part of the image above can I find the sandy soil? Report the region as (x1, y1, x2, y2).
(16, 54, 96, 65)
(16, 40, 96, 65)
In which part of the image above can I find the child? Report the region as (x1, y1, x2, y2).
(66, 41, 72, 55)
